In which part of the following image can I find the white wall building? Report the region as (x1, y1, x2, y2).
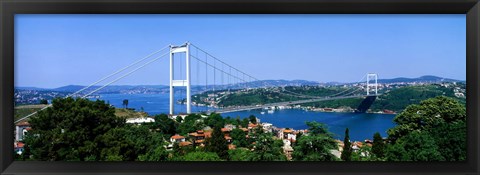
(126, 117, 155, 124)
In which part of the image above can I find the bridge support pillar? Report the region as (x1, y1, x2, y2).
(170, 42, 191, 115)
(366, 73, 378, 96)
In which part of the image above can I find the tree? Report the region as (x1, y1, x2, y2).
(249, 115, 257, 124)
(176, 114, 204, 135)
(341, 128, 352, 161)
(427, 120, 466, 161)
(97, 123, 168, 161)
(122, 99, 129, 109)
(151, 114, 176, 136)
(384, 96, 466, 161)
(228, 148, 255, 161)
(371, 132, 385, 158)
(138, 146, 169, 161)
(205, 125, 228, 160)
(182, 151, 222, 161)
(387, 96, 465, 142)
(230, 128, 248, 148)
(175, 116, 183, 123)
(292, 121, 338, 161)
(39, 99, 48, 105)
(24, 97, 125, 161)
(241, 118, 249, 128)
(247, 131, 286, 161)
(138, 133, 169, 161)
(235, 117, 242, 127)
(305, 121, 331, 136)
(97, 127, 136, 161)
(204, 113, 225, 128)
(385, 131, 444, 161)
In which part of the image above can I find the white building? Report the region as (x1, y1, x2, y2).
(15, 121, 30, 141)
(126, 117, 155, 124)
(262, 123, 273, 133)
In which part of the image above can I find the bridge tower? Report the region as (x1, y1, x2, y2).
(170, 43, 191, 115)
(366, 73, 378, 96)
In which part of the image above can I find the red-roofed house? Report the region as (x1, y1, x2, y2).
(248, 123, 258, 129)
(170, 134, 186, 143)
(221, 128, 231, 136)
(189, 130, 212, 146)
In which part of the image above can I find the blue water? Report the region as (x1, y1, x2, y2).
(94, 93, 396, 141)
(224, 109, 396, 141)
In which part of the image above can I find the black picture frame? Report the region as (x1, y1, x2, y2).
(1, 0, 479, 174)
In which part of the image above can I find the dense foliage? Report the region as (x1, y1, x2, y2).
(25, 97, 125, 161)
(205, 125, 229, 159)
(292, 122, 338, 161)
(341, 128, 352, 161)
(384, 96, 466, 161)
(371, 132, 385, 158)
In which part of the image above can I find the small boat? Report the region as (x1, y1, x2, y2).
(260, 111, 265, 115)
(267, 110, 274, 114)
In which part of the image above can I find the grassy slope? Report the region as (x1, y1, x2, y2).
(114, 108, 149, 118)
(14, 104, 49, 121)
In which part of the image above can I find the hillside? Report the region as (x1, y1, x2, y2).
(192, 83, 465, 113)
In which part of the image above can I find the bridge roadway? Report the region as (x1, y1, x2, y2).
(206, 94, 380, 114)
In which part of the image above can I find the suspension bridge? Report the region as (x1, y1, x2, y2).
(15, 42, 378, 123)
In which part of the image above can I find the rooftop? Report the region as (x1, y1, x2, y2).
(179, 141, 192, 147)
(16, 121, 30, 126)
(171, 134, 185, 139)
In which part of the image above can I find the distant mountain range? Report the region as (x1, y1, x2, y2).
(376, 75, 462, 84)
(16, 75, 463, 94)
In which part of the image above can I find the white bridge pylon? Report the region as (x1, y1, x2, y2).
(366, 73, 378, 96)
(170, 43, 191, 115)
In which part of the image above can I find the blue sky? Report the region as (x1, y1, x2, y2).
(15, 14, 466, 88)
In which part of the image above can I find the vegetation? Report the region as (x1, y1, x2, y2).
(114, 108, 148, 119)
(387, 96, 466, 141)
(341, 128, 352, 161)
(247, 126, 287, 161)
(40, 99, 48, 105)
(292, 122, 338, 161)
(230, 128, 248, 147)
(371, 132, 385, 158)
(384, 96, 466, 161)
(24, 97, 125, 161)
(371, 84, 464, 112)
(182, 151, 222, 161)
(205, 125, 229, 159)
(20, 94, 465, 162)
(122, 99, 129, 109)
(14, 104, 49, 121)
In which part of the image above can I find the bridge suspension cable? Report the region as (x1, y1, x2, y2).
(190, 44, 264, 88)
(276, 74, 368, 100)
(81, 52, 169, 98)
(326, 74, 367, 97)
(15, 45, 170, 123)
(68, 45, 170, 98)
